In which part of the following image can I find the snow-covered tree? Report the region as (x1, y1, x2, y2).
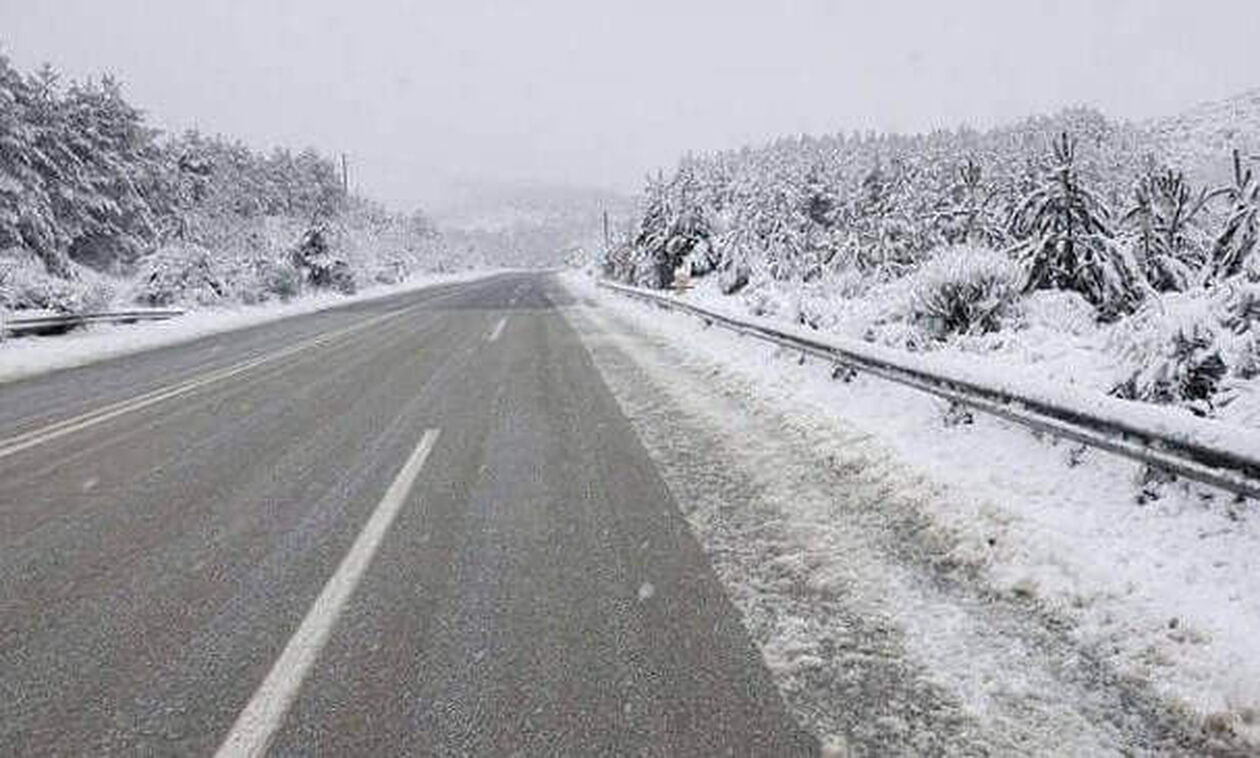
(1120, 166, 1215, 292)
(1204, 150, 1260, 283)
(933, 158, 1004, 249)
(0, 56, 454, 312)
(1008, 132, 1144, 316)
(631, 174, 674, 287)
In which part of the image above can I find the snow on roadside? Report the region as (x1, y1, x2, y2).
(642, 276, 1260, 463)
(0, 270, 506, 385)
(561, 272, 1260, 752)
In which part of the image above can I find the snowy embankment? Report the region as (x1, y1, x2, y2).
(562, 272, 1260, 753)
(0, 270, 503, 384)
(599, 279, 1260, 481)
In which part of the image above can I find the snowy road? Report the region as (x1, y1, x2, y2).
(562, 276, 1255, 756)
(0, 273, 815, 755)
(4, 270, 1252, 756)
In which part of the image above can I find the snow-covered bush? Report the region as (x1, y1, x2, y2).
(290, 226, 355, 294)
(826, 267, 872, 299)
(1112, 323, 1226, 414)
(220, 255, 303, 305)
(905, 246, 1022, 338)
(719, 265, 750, 294)
(0, 249, 113, 313)
(260, 259, 303, 301)
(131, 242, 225, 307)
(1221, 278, 1260, 336)
(1107, 289, 1257, 416)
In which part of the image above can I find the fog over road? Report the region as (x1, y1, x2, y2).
(0, 273, 816, 756)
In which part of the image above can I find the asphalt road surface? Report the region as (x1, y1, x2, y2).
(0, 273, 817, 756)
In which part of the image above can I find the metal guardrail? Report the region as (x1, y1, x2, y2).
(598, 279, 1260, 499)
(2, 309, 185, 338)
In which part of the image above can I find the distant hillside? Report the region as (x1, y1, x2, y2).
(433, 183, 636, 268)
(1144, 89, 1260, 184)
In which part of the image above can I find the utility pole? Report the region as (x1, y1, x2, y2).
(602, 209, 610, 249)
(340, 153, 349, 197)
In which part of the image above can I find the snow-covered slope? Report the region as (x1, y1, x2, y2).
(1145, 89, 1260, 184)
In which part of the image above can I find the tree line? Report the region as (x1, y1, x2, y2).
(610, 107, 1260, 321)
(0, 54, 451, 313)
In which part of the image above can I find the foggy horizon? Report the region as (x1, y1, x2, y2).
(5, 0, 1260, 212)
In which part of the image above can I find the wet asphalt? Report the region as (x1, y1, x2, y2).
(0, 272, 816, 756)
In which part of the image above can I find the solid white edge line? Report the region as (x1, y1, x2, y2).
(214, 427, 441, 758)
(486, 317, 508, 342)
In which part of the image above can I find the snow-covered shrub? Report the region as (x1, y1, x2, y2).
(719, 265, 750, 294)
(1112, 324, 1226, 414)
(0, 249, 104, 312)
(223, 256, 303, 305)
(371, 260, 408, 285)
(905, 246, 1022, 338)
(1221, 278, 1260, 336)
(290, 226, 356, 294)
(262, 260, 303, 300)
(131, 243, 226, 307)
(1108, 290, 1244, 415)
(78, 276, 116, 312)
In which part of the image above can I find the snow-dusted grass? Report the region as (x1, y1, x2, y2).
(0, 269, 505, 385)
(566, 271, 1260, 748)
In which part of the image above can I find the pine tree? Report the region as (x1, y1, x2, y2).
(61, 74, 163, 272)
(1120, 166, 1215, 291)
(1205, 150, 1260, 283)
(631, 174, 673, 286)
(3, 61, 76, 278)
(1008, 132, 1143, 316)
(934, 158, 1003, 248)
(0, 54, 37, 258)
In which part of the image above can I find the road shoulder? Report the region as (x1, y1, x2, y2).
(559, 274, 1249, 755)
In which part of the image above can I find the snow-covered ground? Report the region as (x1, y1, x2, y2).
(561, 272, 1260, 754)
(681, 266, 1260, 429)
(0, 270, 504, 385)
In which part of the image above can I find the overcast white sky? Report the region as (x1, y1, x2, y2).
(4, 0, 1260, 211)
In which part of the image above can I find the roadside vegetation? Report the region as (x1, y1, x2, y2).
(607, 98, 1260, 427)
(0, 55, 463, 318)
